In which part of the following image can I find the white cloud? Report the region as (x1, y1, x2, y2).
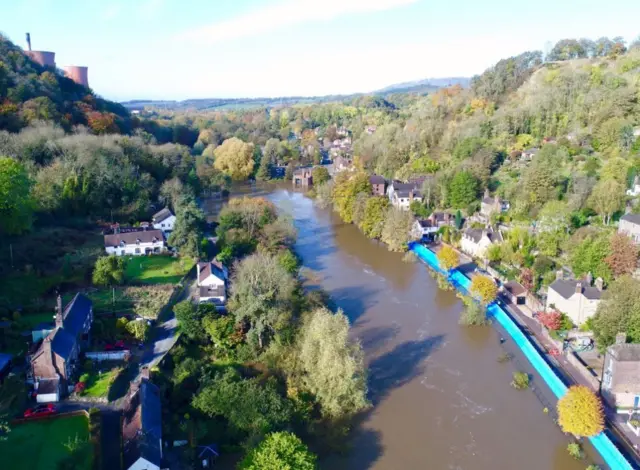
(175, 0, 418, 44)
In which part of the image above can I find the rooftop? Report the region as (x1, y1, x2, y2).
(369, 175, 386, 185)
(503, 280, 526, 297)
(549, 279, 602, 301)
(608, 343, 640, 362)
(198, 260, 227, 283)
(104, 229, 164, 247)
(621, 213, 640, 225)
(123, 379, 162, 469)
(152, 208, 173, 224)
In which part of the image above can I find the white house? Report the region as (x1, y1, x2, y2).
(197, 260, 228, 307)
(104, 229, 166, 256)
(460, 227, 503, 259)
(546, 278, 603, 326)
(618, 213, 640, 244)
(152, 208, 176, 233)
(411, 219, 437, 239)
(387, 181, 422, 211)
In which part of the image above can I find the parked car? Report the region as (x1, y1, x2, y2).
(105, 340, 126, 351)
(23, 403, 56, 419)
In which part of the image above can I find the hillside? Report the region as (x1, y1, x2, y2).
(0, 34, 132, 133)
(375, 76, 471, 94)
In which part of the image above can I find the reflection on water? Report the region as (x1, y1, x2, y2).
(205, 185, 597, 470)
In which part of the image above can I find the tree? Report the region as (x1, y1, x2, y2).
(332, 172, 371, 223)
(174, 300, 204, 341)
(0, 157, 33, 234)
(229, 253, 296, 350)
(459, 300, 487, 326)
(294, 307, 368, 418)
(192, 369, 292, 442)
(380, 207, 414, 252)
(168, 199, 205, 258)
(447, 170, 478, 209)
(311, 167, 330, 185)
(606, 233, 638, 278)
(557, 385, 604, 437)
(126, 319, 149, 341)
(256, 157, 272, 181)
(360, 196, 389, 239)
(538, 310, 562, 330)
(591, 276, 640, 348)
(569, 234, 612, 283)
(92, 256, 125, 286)
(277, 249, 299, 275)
(470, 276, 498, 304)
(588, 179, 625, 225)
(213, 137, 255, 181)
(437, 245, 459, 271)
(240, 432, 317, 470)
(202, 314, 241, 356)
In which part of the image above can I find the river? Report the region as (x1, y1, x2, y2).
(205, 185, 598, 470)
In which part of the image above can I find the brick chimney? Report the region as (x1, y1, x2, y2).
(575, 282, 583, 294)
(55, 295, 63, 328)
(556, 270, 564, 281)
(615, 332, 627, 344)
(595, 277, 604, 291)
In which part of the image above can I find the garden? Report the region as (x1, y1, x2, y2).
(124, 255, 194, 284)
(76, 364, 123, 399)
(0, 414, 91, 470)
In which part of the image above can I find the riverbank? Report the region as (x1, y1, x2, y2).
(411, 242, 636, 470)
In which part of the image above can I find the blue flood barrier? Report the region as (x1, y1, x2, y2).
(409, 242, 634, 470)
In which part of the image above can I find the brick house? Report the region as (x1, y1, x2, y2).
(292, 168, 313, 187)
(369, 175, 387, 196)
(30, 294, 93, 402)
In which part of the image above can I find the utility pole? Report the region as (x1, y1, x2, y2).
(9, 244, 14, 269)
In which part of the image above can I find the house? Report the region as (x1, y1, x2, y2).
(369, 175, 387, 196)
(411, 219, 438, 239)
(123, 368, 163, 470)
(152, 208, 176, 234)
(480, 189, 509, 217)
(197, 260, 228, 307)
(333, 156, 353, 173)
(460, 226, 503, 259)
(104, 229, 166, 256)
(387, 181, 422, 210)
(30, 294, 93, 402)
(602, 340, 640, 409)
(430, 211, 455, 229)
(546, 277, 603, 326)
(619, 213, 640, 244)
(292, 167, 313, 187)
(521, 148, 539, 161)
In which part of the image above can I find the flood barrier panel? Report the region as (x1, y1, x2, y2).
(410, 242, 634, 470)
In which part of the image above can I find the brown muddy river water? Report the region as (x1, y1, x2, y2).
(205, 185, 599, 470)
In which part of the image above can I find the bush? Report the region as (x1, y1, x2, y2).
(566, 442, 583, 459)
(557, 385, 604, 437)
(538, 310, 562, 330)
(459, 301, 487, 326)
(511, 372, 530, 390)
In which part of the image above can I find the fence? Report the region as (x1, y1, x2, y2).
(11, 409, 89, 425)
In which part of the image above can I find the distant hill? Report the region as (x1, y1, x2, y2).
(0, 34, 131, 133)
(375, 77, 471, 94)
(121, 77, 467, 112)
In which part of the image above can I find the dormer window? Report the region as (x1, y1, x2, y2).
(119, 241, 125, 247)
(136, 238, 141, 245)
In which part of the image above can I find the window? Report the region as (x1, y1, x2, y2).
(161, 223, 165, 227)
(135, 248, 141, 254)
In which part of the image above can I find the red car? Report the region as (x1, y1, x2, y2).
(23, 403, 56, 419)
(105, 340, 126, 351)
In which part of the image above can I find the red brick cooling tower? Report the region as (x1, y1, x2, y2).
(64, 66, 89, 88)
(25, 50, 56, 68)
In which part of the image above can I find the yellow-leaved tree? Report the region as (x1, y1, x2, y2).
(213, 137, 255, 181)
(557, 385, 604, 437)
(470, 275, 498, 304)
(437, 245, 459, 271)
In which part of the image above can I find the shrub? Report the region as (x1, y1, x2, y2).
(566, 442, 583, 459)
(538, 310, 562, 330)
(459, 301, 487, 326)
(470, 275, 498, 304)
(557, 385, 604, 437)
(511, 372, 530, 390)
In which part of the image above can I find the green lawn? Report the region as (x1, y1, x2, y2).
(0, 415, 90, 470)
(19, 312, 56, 329)
(79, 368, 121, 398)
(124, 255, 194, 284)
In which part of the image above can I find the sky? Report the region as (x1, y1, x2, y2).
(3, 0, 640, 101)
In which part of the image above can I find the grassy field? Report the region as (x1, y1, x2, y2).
(124, 255, 194, 284)
(79, 368, 121, 398)
(0, 415, 90, 470)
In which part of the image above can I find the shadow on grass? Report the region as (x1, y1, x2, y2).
(107, 364, 138, 402)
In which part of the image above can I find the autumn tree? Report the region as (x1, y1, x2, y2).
(86, 112, 119, 134)
(293, 307, 369, 418)
(588, 179, 625, 225)
(606, 233, 638, 278)
(311, 166, 330, 185)
(239, 432, 317, 470)
(360, 196, 389, 239)
(332, 172, 371, 223)
(557, 385, 604, 437)
(437, 245, 459, 271)
(0, 157, 33, 234)
(470, 275, 498, 304)
(213, 137, 255, 180)
(537, 310, 562, 330)
(380, 207, 414, 252)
